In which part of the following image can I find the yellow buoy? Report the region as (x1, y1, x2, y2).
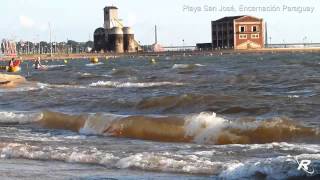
(64, 60, 68, 64)
(0, 66, 7, 71)
(7, 66, 21, 73)
(91, 57, 99, 64)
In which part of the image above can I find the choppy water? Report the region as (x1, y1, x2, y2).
(0, 53, 320, 179)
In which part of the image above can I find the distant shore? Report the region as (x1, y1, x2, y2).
(1, 47, 320, 61)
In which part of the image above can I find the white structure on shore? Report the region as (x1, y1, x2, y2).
(1, 39, 17, 56)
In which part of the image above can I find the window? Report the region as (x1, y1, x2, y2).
(239, 34, 247, 39)
(252, 26, 258, 32)
(251, 34, 259, 39)
(239, 26, 246, 32)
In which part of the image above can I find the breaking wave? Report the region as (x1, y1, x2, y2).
(3, 111, 318, 145)
(89, 81, 185, 88)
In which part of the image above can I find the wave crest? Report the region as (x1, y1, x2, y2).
(89, 81, 184, 88)
(32, 111, 319, 145)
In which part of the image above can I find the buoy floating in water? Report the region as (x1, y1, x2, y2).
(91, 57, 99, 64)
(7, 66, 21, 73)
(64, 60, 68, 64)
(151, 58, 157, 64)
(0, 66, 7, 71)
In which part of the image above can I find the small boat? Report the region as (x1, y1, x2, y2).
(6, 60, 22, 72)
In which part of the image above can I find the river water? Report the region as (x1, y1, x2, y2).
(0, 52, 319, 179)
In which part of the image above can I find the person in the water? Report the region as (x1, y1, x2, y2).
(8, 58, 14, 68)
(34, 57, 42, 69)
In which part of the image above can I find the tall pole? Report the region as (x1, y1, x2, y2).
(265, 22, 268, 48)
(49, 23, 53, 56)
(54, 36, 57, 54)
(269, 37, 272, 46)
(27, 41, 30, 54)
(38, 35, 41, 54)
(155, 25, 158, 44)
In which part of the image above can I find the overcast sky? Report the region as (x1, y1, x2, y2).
(1, 0, 319, 45)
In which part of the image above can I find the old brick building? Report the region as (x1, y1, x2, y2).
(211, 16, 264, 50)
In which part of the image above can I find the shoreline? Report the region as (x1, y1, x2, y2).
(1, 47, 320, 61)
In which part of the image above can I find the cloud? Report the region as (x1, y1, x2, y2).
(19, 15, 35, 29)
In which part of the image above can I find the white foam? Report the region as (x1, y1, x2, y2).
(36, 82, 49, 89)
(172, 64, 205, 69)
(172, 64, 190, 69)
(288, 95, 300, 98)
(184, 112, 229, 144)
(79, 113, 125, 135)
(0, 111, 43, 124)
(89, 81, 184, 88)
(0, 143, 118, 166)
(85, 62, 104, 67)
(1, 142, 320, 178)
(116, 152, 222, 174)
(195, 64, 205, 67)
(46, 64, 66, 69)
(67, 152, 98, 164)
(220, 154, 320, 179)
